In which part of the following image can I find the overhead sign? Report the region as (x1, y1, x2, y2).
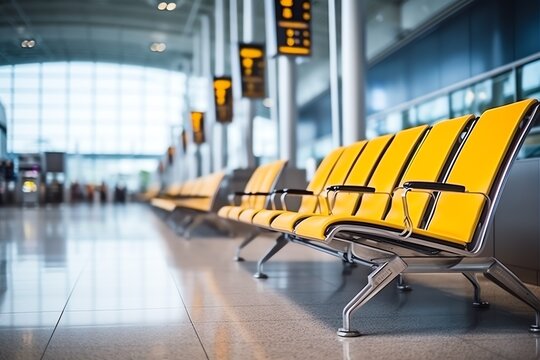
(190, 111, 205, 144)
(238, 43, 266, 99)
(213, 76, 233, 123)
(272, 0, 312, 56)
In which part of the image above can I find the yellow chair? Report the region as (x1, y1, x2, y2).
(251, 125, 428, 279)
(251, 141, 371, 226)
(294, 114, 474, 240)
(217, 160, 287, 222)
(230, 148, 346, 261)
(150, 171, 226, 238)
(270, 125, 427, 234)
(286, 100, 540, 337)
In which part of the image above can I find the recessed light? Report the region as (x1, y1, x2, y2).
(157, 2, 167, 10)
(21, 39, 36, 48)
(166, 2, 176, 11)
(150, 42, 166, 52)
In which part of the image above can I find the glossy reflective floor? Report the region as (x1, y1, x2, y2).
(1, 204, 540, 359)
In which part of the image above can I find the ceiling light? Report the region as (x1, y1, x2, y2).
(150, 42, 166, 52)
(21, 39, 36, 48)
(157, 2, 167, 10)
(166, 2, 176, 10)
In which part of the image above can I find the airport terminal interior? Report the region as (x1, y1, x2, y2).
(4, 0, 540, 359)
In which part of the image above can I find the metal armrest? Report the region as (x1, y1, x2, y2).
(228, 192, 250, 206)
(228, 191, 273, 206)
(326, 185, 375, 193)
(403, 181, 465, 193)
(325, 185, 388, 215)
(271, 189, 315, 211)
(398, 181, 490, 239)
(273, 188, 314, 195)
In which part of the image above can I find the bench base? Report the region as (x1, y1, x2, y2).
(336, 328, 361, 337)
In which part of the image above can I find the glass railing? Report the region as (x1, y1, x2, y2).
(367, 52, 540, 159)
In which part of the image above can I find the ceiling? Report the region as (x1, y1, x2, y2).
(0, 0, 217, 69)
(0, 0, 469, 107)
(0, 0, 403, 70)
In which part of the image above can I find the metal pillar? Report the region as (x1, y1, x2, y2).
(201, 15, 213, 175)
(214, 0, 227, 171)
(192, 31, 202, 177)
(329, 0, 342, 148)
(278, 56, 297, 166)
(264, 0, 279, 160)
(341, 0, 366, 144)
(243, 0, 256, 168)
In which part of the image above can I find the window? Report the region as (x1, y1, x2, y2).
(0, 62, 186, 155)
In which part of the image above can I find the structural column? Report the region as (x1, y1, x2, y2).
(328, 0, 342, 147)
(341, 0, 366, 144)
(214, 0, 227, 170)
(200, 15, 213, 175)
(242, 0, 256, 168)
(277, 56, 297, 167)
(263, 0, 279, 162)
(192, 30, 202, 177)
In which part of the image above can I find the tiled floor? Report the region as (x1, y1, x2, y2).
(1, 204, 540, 359)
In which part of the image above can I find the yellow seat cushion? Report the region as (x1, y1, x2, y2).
(294, 212, 402, 241)
(293, 212, 469, 246)
(227, 206, 247, 220)
(270, 211, 316, 232)
(218, 205, 233, 218)
(238, 208, 263, 224)
(150, 198, 177, 212)
(252, 209, 286, 228)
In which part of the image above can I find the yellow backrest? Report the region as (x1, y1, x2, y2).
(330, 134, 394, 215)
(426, 99, 537, 244)
(179, 181, 193, 196)
(353, 125, 428, 220)
(200, 172, 225, 197)
(384, 115, 474, 227)
(299, 147, 346, 212)
(165, 183, 182, 197)
(189, 179, 205, 196)
(196, 172, 226, 209)
(252, 160, 288, 208)
(311, 140, 368, 214)
(240, 166, 266, 207)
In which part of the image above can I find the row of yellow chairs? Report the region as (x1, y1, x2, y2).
(150, 171, 226, 236)
(215, 99, 540, 337)
(150, 161, 289, 237)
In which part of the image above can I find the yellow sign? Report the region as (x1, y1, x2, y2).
(213, 76, 233, 123)
(274, 0, 311, 56)
(238, 43, 266, 99)
(190, 112, 205, 144)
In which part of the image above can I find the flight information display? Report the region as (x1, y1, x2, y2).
(190, 111, 205, 144)
(238, 43, 266, 99)
(274, 0, 312, 56)
(213, 76, 233, 123)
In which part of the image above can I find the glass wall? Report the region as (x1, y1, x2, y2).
(366, 57, 540, 160)
(0, 62, 186, 185)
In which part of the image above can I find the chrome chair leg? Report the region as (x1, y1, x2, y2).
(396, 274, 412, 292)
(234, 231, 259, 262)
(462, 272, 489, 308)
(253, 235, 289, 279)
(484, 258, 540, 332)
(183, 215, 205, 239)
(337, 256, 407, 337)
